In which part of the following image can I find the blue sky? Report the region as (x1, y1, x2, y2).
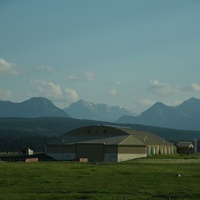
(0, 0, 200, 114)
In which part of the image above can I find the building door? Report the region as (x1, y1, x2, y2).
(76, 143, 104, 162)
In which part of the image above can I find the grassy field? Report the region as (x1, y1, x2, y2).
(0, 160, 200, 200)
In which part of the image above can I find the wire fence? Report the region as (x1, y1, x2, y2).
(134, 159, 200, 164)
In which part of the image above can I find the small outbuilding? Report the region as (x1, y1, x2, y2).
(19, 148, 33, 155)
(46, 125, 176, 162)
(176, 142, 194, 155)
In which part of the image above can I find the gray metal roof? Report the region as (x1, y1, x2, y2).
(48, 125, 174, 147)
(176, 142, 194, 147)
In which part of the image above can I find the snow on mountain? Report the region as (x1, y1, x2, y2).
(64, 99, 133, 122)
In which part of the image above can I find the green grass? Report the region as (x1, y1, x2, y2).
(0, 161, 200, 200)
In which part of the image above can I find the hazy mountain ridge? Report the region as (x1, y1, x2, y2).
(1, 96, 200, 131)
(117, 97, 200, 131)
(64, 99, 133, 122)
(0, 97, 69, 118)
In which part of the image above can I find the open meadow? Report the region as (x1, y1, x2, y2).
(0, 160, 200, 200)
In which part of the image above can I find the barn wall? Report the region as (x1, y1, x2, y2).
(104, 145, 118, 162)
(117, 145, 146, 162)
(47, 153, 76, 160)
(76, 143, 104, 162)
(104, 154, 118, 162)
(104, 145, 117, 153)
(46, 144, 76, 160)
(147, 145, 177, 156)
(118, 145, 146, 154)
(118, 153, 146, 162)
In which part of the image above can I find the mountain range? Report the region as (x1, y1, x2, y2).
(1, 97, 200, 131)
(117, 97, 200, 131)
(0, 97, 132, 122)
(0, 97, 69, 118)
(64, 99, 133, 122)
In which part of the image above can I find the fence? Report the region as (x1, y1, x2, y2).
(134, 159, 200, 163)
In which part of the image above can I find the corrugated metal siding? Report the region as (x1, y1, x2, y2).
(104, 145, 117, 154)
(47, 145, 75, 153)
(118, 145, 146, 154)
(46, 125, 177, 162)
(76, 143, 104, 162)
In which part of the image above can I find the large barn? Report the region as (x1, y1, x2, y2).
(46, 125, 176, 162)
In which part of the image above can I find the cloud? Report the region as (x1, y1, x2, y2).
(64, 74, 79, 81)
(110, 80, 121, 85)
(108, 89, 118, 96)
(148, 80, 182, 95)
(184, 83, 200, 92)
(0, 88, 11, 100)
(0, 57, 21, 76)
(64, 88, 79, 102)
(30, 79, 79, 103)
(31, 79, 63, 98)
(64, 71, 96, 82)
(83, 71, 95, 81)
(148, 80, 200, 96)
(36, 65, 54, 73)
(139, 99, 155, 107)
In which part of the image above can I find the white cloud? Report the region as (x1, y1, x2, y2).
(0, 88, 11, 100)
(31, 79, 63, 98)
(148, 80, 182, 95)
(110, 80, 121, 85)
(83, 71, 95, 81)
(139, 99, 155, 107)
(64, 71, 96, 82)
(36, 65, 54, 73)
(64, 88, 79, 102)
(108, 89, 118, 96)
(185, 83, 200, 92)
(0, 57, 21, 76)
(149, 80, 200, 96)
(65, 74, 79, 81)
(30, 79, 79, 103)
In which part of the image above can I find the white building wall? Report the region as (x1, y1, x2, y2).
(171, 146, 177, 154)
(155, 146, 159, 154)
(147, 146, 152, 156)
(163, 147, 168, 154)
(151, 146, 155, 155)
(159, 146, 163, 154)
(167, 146, 171, 154)
(117, 153, 146, 162)
(28, 149, 33, 155)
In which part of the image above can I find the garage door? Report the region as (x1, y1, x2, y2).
(76, 143, 104, 162)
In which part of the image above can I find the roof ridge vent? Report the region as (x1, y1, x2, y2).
(102, 124, 131, 129)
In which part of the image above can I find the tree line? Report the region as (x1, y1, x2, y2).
(0, 134, 57, 153)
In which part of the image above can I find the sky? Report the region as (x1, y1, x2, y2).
(0, 0, 200, 114)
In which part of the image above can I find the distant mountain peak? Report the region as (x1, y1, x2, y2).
(141, 102, 168, 115)
(0, 97, 70, 118)
(64, 100, 133, 122)
(117, 97, 200, 131)
(180, 97, 200, 105)
(154, 102, 166, 106)
(151, 102, 167, 109)
(78, 99, 94, 106)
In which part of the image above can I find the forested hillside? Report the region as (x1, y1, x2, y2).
(0, 117, 200, 152)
